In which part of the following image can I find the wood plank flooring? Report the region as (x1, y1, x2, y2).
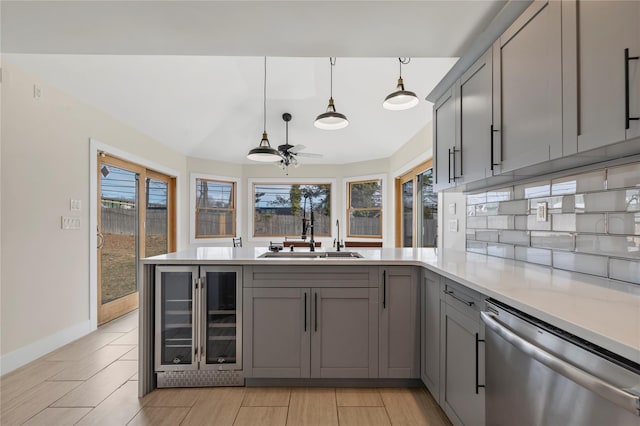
(0, 310, 451, 425)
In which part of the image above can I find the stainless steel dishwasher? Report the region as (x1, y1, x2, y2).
(481, 299, 640, 426)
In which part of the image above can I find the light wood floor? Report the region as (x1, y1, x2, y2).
(1, 310, 451, 426)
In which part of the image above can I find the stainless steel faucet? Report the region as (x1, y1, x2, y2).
(334, 219, 344, 251)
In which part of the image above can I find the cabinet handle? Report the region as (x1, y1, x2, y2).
(443, 289, 475, 307)
(448, 148, 452, 183)
(475, 333, 485, 394)
(452, 146, 457, 181)
(193, 278, 199, 360)
(490, 125, 500, 171)
(314, 293, 318, 332)
(383, 270, 387, 309)
(625, 48, 639, 130)
(304, 292, 307, 332)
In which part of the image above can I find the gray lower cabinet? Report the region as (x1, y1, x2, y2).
(440, 281, 485, 426)
(420, 268, 441, 400)
(379, 266, 419, 378)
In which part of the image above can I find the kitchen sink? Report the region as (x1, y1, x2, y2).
(258, 251, 363, 259)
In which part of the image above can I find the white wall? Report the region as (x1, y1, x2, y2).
(0, 61, 189, 372)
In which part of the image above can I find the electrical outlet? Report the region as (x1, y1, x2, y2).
(536, 202, 548, 222)
(70, 199, 82, 211)
(33, 84, 42, 99)
(61, 216, 80, 230)
(449, 219, 458, 232)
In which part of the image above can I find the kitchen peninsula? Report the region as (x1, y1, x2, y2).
(139, 247, 640, 400)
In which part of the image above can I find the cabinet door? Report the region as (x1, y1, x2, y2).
(379, 267, 419, 378)
(155, 266, 199, 372)
(244, 287, 310, 378)
(434, 87, 458, 191)
(200, 266, 242, 371)
(311, 287, 378, 378)
(459, 48, 495, 182)
(573, 0, 640, 151)
(440, 302, 485, 426)
(421, 269, 441, 400)
(494, 0, 563, 173)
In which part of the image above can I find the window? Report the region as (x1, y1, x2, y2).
(347, 179, 382, 238)
(195, 178, 236, 238)
(253, 183, 331, 237)
(395, 160, 437, 247)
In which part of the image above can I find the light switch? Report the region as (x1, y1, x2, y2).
(70, 199, 81, 211)
(449, 203, 456, 214)
(61, 216, 80, 230)
(449, 219, 458, 232)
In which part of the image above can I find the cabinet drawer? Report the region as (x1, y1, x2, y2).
(442, 279, 482, 319)
(245, 265, 376, 288)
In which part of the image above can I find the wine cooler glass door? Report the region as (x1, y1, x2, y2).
(155, 266, 199, 371)
(200, 266, 242, 371)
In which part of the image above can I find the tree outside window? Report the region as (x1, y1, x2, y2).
(254, 183, 331, 237)
(348, 179, 382, 238)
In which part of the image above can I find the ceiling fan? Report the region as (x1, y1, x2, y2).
(277, 112, 322, 174)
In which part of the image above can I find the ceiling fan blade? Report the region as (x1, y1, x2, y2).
(288, 144, 306, 154)
(295, 152, 323, 158)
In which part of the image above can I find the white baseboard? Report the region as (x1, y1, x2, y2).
(0, 320, 95, 375)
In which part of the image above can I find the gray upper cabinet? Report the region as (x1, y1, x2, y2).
(311, 287, 379, 378)
(434, 87, 458, 191)
(565, 0, 640, 152)
(421, 268, 441, 401)
(459, 48, 495, 182)
(493, 0, 563, 173)
(243, 287, 310, 378)
(379, 266, 419, 378)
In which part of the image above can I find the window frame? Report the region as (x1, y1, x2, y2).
(346, 178, 383, 239)
(190, 173, 241, 243)
(394, 159, 434, 248)
(248, 178, 336, 242)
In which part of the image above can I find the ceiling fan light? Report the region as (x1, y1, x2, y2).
(247, 132, 282, 162)
(383, 78, 419, 111)
(314, 98, 349, 130)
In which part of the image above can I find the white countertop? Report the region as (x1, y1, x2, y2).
(143, 247, 640, 364)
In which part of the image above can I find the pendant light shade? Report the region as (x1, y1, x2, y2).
(247, 57, 282, 162)
(315, 58, 349, 130)
(383, 58, 419, 111)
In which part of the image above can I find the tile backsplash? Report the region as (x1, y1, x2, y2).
(466, 162, 640, 285)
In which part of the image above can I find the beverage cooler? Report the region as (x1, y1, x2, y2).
(155, 265, 243, 387)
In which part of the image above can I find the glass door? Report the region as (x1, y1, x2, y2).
(155, 266, 199, 371)
(401, 180, 414, 247)
(98, 154, 176, 325)
(395, 160, 436, 247)
(417, 169, 438, 247)
(200, 267, 242, 370)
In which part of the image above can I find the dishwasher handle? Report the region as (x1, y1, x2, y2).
(481, 311, 640, 416)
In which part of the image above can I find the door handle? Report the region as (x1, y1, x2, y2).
(625, 48, 639, 130)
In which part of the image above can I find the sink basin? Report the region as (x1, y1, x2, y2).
(258, 251, 363, 259)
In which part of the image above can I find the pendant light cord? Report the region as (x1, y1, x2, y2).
(399, 57, 410, 78)
(329, 57, 336, 98)
(263, 56, 267, 133)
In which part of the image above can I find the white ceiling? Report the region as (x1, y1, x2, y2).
(1, 1, 507, 165)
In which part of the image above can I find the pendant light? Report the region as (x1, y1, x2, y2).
(383, 57, 419, 111)
(314, 57, 349, 130)
(247, 57, 282, 162)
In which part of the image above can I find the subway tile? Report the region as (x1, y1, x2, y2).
(467, 193, 487, 205)
(552, 251, 608, 277)
(498, 200, 528, 215)
(475, 230, 499, 242)
(514, 216, 528, 230)
(466, 229, 476, 240)
(576, 235, 640, 259)
(607, 163, 640, 189)
(575, 214, 606, 233)
(608, 213, 640, 235)
(467, 216, 487, 229)
(515, 181, 550, 199)
(551, 214, 576, 232)
(487, 215, 514, 230)
(527, 214, 551, 231)
(499, 230, 530, 246)
(487, 188, 512, 203)
(475, 202, 499, 216)
(467, 240, 487, 254)
(552, 170, 606, 195)
(609, 258, 640, 284)
(562, 195, 575, 213)
(578, 190, 640, 213)
(531, 232, 574, 250)
(515, 247, 552, 266)
(487, 243, 515, 259)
